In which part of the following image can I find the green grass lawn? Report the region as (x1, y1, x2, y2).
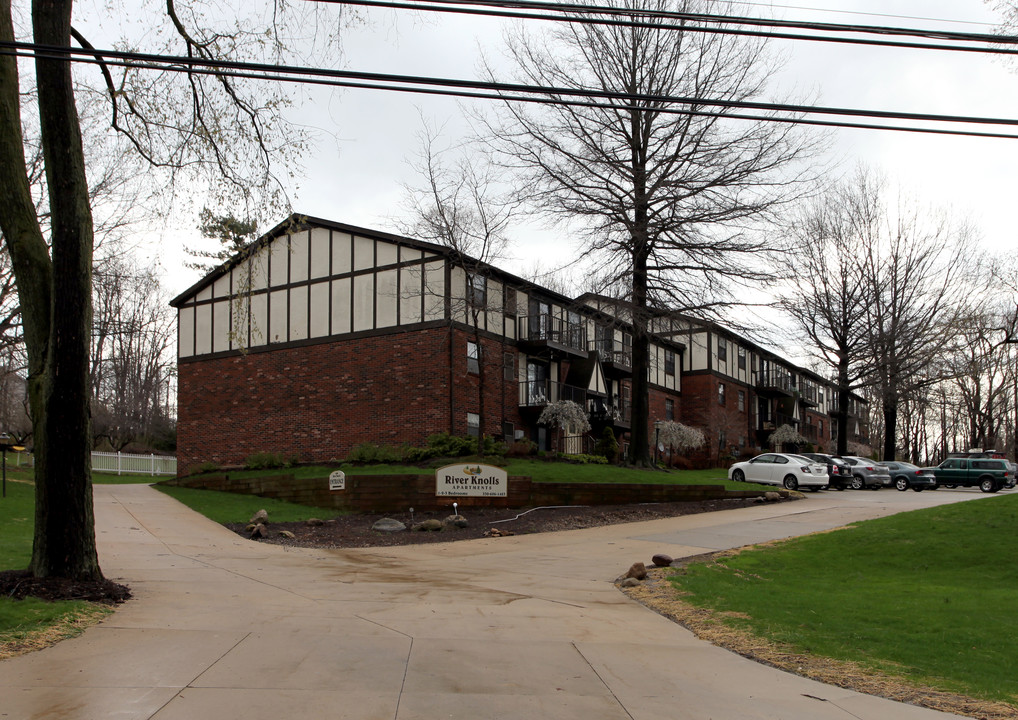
(669, 494, 1018, 705)
(152, 485, 336, 524)
(0, 478, 108, 655)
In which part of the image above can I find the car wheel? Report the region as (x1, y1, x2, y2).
(783, 475, 799, 491)
(979, 477, 999, 493)
(895, 477, 909, 491)
(944, 484, 956, 489)
(850, 475, 864, 490)
(732, 469, 745, 482)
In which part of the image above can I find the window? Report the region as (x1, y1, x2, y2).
(718, 382, 726, 406)
(664, 349, 675, 376)
(467, 273, 487, 307)
(665, 398, 675, 421)
(737, 390, 745, 412)
(718, 341, 727, 362)
(467, 341, 479, 374)
(467, 413, 480, 437)
(738, 346, 746, 370)
(503, 351, 515, 381)
(818, 420, 823, 436)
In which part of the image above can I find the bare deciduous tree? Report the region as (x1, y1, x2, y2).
(0, 0, 350, 579)
(779, 169, 880, 455)
(481, 0, 820, 464)
(397, 122, 520, 452)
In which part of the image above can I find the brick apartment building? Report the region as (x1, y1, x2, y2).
(171, 215, 868, 474)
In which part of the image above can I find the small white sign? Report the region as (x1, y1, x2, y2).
(328, 470, 346, 491)
(436, 463, 508, 497)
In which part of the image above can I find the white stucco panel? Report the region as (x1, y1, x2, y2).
(399, 265, 423, 325)
(353, 274, 374, 332)
(212, 300, 230, 353)
(310, 282, 330, 337)
(290, 231, 310, 283)
(178, 307, 195, 358)
(270, 237, 290, 287)
(309, 228, 331, 279)
(195, 304, 212, 356)
(289, 285, 309, 341)
(376, 269, 398, 329)
(331, 277, 351, 335)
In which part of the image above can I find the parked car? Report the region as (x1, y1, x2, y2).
(799, 452, 853, 490)
(728, 453, 829, 492)
(928, 457, 1014, 493)
(880, 461, 938, 492)
(840, 456, 892, 489)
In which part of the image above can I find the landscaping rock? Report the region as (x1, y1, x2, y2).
(250, 509, 269, 525)
(651, 553, 674, 567)
(279, 530, 295, 539)
(625, 562, 647, 580)
(413, 519, 444, 532)
(305, 518, 325, 527)
(371, 518, 407, 533)
(250, 523, 268, 539)
(765, 492, 781, 502)
(443, 514, 469, 529)
(620, 577, 641, 588)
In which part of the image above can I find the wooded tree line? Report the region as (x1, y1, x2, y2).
(778, 167, 1018, 464)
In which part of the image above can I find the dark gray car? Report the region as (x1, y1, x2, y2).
(881, 461, 938, 492)
(840, 455, 892, 489)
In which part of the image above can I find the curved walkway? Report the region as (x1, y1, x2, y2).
(0, 484, 980, 719)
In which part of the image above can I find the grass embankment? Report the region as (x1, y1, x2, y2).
(0, 475, 111, 659)
(668, 494, 1018, 707)
(209, 460, 745, 489)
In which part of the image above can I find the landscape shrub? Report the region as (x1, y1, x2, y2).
(244, 452, 292, 470)
(594, 427, 619, 463)
(507, 439, 538, 457)
(346, 443, 403, 464)
(556, 452, 608, 465)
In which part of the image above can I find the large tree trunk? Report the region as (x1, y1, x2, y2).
(29, 0, 101, 580)
(835, 354, 850, 456)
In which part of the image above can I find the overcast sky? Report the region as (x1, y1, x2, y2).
(147, 0, 1018, 299)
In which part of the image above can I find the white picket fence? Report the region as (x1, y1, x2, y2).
(91, 451, 177, 477)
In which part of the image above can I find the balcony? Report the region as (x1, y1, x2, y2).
(756, 370, 795, 397)
(588, 395, 632, 428)
(798, 386, 820, 407)
(589, 339, 632, 375)
(518, 380, 587, 409)
(517, 315, 588, 358)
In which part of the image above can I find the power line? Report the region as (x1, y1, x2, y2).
(315, 0, 1018, 55)
(6, 41, 1018, 139)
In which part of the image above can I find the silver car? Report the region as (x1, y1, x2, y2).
(840, 455, 892, 489)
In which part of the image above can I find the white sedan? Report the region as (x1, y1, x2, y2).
(728, 453, 829, 491)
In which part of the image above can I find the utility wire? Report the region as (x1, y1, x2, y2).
(314, 0, 1018, 54)
(7, 41, 1018, 139)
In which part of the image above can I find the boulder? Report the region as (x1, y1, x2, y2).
(765, 491, 781, 502)
(624, 562, 647, 580)
(413, 519, 444, 532)
(372, 518, 407, 533)
(651, 553, 674, 567)
(443, 514, 469, 529)
(250, 509, 269, 525)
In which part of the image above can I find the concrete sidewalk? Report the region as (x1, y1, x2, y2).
(0, 484, 972, 719)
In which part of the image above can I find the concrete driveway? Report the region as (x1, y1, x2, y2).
(0, 484, 991, 719)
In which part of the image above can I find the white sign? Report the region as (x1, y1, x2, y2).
(328, 470, 346, 491)
(436, 463, 508, 497)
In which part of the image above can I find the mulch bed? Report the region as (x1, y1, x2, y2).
(226, 497, 771, 549)
(0, 569, 131, 604)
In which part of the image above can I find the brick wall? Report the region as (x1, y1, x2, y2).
(177, 326, 526, 474)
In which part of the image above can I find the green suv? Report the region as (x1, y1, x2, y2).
(930, 457, 1014, 493)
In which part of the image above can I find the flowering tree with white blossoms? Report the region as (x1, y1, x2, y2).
(769, 424, 807, 448)
(538, 400, 592, 434)
(656, 421, 706, 453)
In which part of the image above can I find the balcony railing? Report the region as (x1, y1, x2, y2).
(756, 370, 795, 396)
(517, 315, 588, 355)
(588, 395, 632, 425)
(518, 380, 587, 408)
(589, 339, 632, 372)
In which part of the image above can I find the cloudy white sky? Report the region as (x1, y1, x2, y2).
(142, 0, 1018, 297)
